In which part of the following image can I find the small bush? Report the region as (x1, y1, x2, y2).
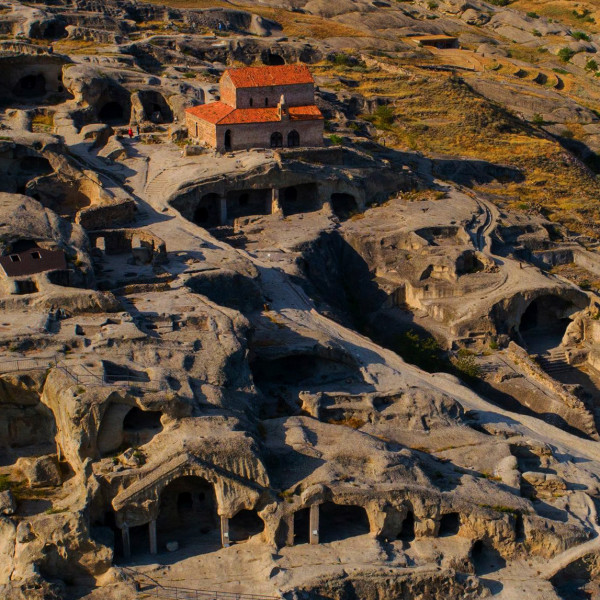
(453, 352, 481, 380)
(532, 113, 545, 125)
(526, 11, 539, 19)
(572, 31, 591, 42)
(586, 59, 599, 72)
(328, 134, 343, 145)
(558, 47, 576, 63)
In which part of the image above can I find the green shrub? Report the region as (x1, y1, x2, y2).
(532, 113, 545, 125)
(328, 134, 343, 145)
(572, 31, 591, 42)
(526, 11, 539, 19)
(393, 330, 449, 373)
(586, 59, 599, 72)
(454, 353, 481, 380)
(558, 47, 576, 63)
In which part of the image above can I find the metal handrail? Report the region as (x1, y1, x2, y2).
(151, 586, 280, 600)
(0, 354, 166, 391)
(121, 566, 280, 600)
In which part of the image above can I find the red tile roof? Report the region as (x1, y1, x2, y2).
(186, 102, 323, 125)
(186, 102, 234, 123)
(225, 65, 315, 89)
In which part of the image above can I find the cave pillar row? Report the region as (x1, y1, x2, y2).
(122, 522, 131, 559)
(285, 513, 294, 547)
(149, 519, 157, 555)
(310, 503, 319, 545)
(221, 515, 230, 548)
(219, 196, 227, 225)
(270, 188, 281, 214)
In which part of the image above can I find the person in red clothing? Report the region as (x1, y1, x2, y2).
(128, 127, 133, 139)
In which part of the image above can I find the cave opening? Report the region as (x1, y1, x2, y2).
(13, 74, 46, 98)
(193, 193, 221, 227)
(264, 52, 285, 66)
(519, 295, 574, 353)
(226, 189, 270, 220)
(229, 509, 264, 542)
(157, 476, 218, 551)
(438, 512, 460, 537)
(280, 183, 319, 216)
(319, 502, 370, 543)
(331, 193, 358, 221)
(293, 507, 310, 545)
(250, 354, 360, 391)
(99, 101, 126, 125)
(397, 511, 415, 542)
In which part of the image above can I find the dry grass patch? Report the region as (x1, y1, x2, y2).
(356, 68, 600, 236)
(137, 0, 366, 39)
(512, 0, 600, 33)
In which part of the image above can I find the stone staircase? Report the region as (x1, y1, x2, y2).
(145, 170, 172, 203)
(536, 349, 570, 377)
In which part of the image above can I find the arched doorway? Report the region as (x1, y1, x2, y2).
(270, 132, 283, 148)
(319, 502, 370, 543)
(331, 193, 359, 221)
(99, 101, 125, 124)
(519, 295, 574, 353)
(224, 130, 232, 151)
(263, 52, 285, 66)
(287, 130, 300, 147)
(13, 74, 46, 98)
(193, 193, 221, 227)
(157, 476, 218, 551)
(229, 510, 264, 542)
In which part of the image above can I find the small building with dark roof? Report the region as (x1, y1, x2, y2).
(0, 244, 67, 278)
(185, 65, 324, 152)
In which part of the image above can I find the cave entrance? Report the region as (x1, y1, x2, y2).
(293, 507, 310, 545)
(226, 189, 270, 220)
(99, 101, 126, 125)
(331, 193, 358, 221)
(263, 52, 285, 66)
(19, 155, 52, 174)
(97, 403, 132, 455)
(13, 74, 46, 98)
(157, 476, 218, 551)
(397, 511, 415, 542)
(280, 183, 319, 216)
(519, 295, 574, 353)
(250, 353, 361, 392)
(438, 512, 460, 537)
(471, 540, 506, 576)
(139, 91, 173, 123)
(229, 510, 264, 543)
(319, 502, 370, 543)
(193, 193, 221, 227)
(122, 407, 163, 447)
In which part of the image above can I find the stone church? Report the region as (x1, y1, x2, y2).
(185, 64, 324, 151)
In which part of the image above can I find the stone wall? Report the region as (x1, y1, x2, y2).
(215, 119, 323, 151)
(186, 112, 217, 146)
(76, 199, 136, 230)
(235, 83, 315, 109)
